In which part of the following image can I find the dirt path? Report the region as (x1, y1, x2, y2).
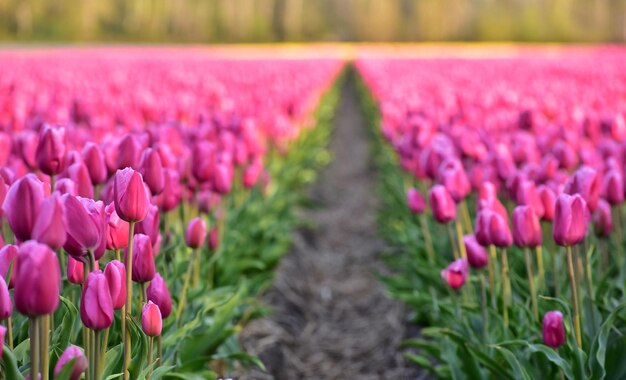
(239, 75, 420, 379)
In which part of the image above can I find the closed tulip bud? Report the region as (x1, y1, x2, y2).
(0, 245, 18, 288)
(54, 178, 77, 196)
(127, 234, 155, 283)
(82, 143, 107, 185)
(35, 126, 67, 176)
(153, 169, 181, 212)
(553, 194, 589, 246)
(146, 273, 172, 318)
(542, 311, 565, 348)
(63, 195, 105, 259)
(66, 162, 94, 198)
(478, 182, 498, 203)
(3, 174, 45, 241)
(489, 211, 513, 248)
(474, 209, 494, 246)
(516, 180, 545, 218)
(429, 185, 457, 224)
(114, 168, 150, 223)
(441, 258, 469, 289)
(407, 188, 426, 214)
(0, 132, 11, 167)
(116, 134, 142, 170)
(15, 241, 61, 316)
(565, 166, 601, 212)
(0, 276, 12, 319)
(105, 202, 129, 250)
(17, 131, 39, 169)
(593, 199, 613, 238)
(437, 160, 471, 202)
(243, 160, 263, 188)
(104, 260, 126, 310)
(602, 169, 624, 206)
(213, 164, 233, 194)
(140, 148, 165, 195)
(197, 190, 221, 214)
(54, 345, 88, 380)
(142, 301, 162, 337)
(135, 204, 159, 246)
(209, 226, 219, 251)
(512, 206, 542, 248)
(537, 185, 557, 222)
(67, 256, 84, 285)
(32, 194, 67, 250)
(80, 271, 113, 330)
(185, 217, 207, 249)
(464, 235, 488, 269)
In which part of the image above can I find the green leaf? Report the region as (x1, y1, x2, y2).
(493, 346, 532, 380)
(526, 343, 574, 379)
(53, 358, 78, 380)
(589, 304, 626, 380)
(1, 344, 25, 380)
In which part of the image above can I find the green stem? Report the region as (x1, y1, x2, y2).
(535, 245, 545, 289)
(553, 247, 561, 298)
(479, 273, 488, 343)
(123, 221, 135, 380)
(455, 219, 467, 259)
(41, 315, 51, 380)
(99, 327, 109, 376)
(147, 337, 153, 380)
(447, 223, 459, 260)
(501, 248, 510, 329)
(94, 330, 101, 380)
(566, 245, 582, 347)
(30, 317, 39, 380)
(418, 213, 436, 264)
(157, 335, 162, 368)
(583, 245, 597, 333)
(6, 316, 12, 350)
(488, 245, 497, 308)
(176, 248, 197, 327)
(524, 248, 539, 321)
(461, 200, 473, 234)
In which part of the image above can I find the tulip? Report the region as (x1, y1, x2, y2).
(478, 182, 498, 203)
(114, 168, 150, 223)
(35, 126, 67, 176)
(0, 276, 11, 319)
(54, 178, 77, 196)
(104, 260, 126, 310)
(542, 311, 565, 348)
(135, 204, 160, 247)
(0, 325, 5, 358)
(0, 245, 18, 288)
(464, 235, 488, 269)
(487, 211, 512, 248)
(0, 132, 11, 167)
(516, 180, 545, 218)
(80, 270, 114, 330)
(602, 169, 624, 206)
(243, 160, 263, 188)
(437, 159, 471, 203)
(154, 169, 181, 213)
(127, 234, 155, 283)
(142, 301, 162, 337)
(2, 174, 45, 241)
(54, 345, 88, 380)
(213, 163, 233, 194)
(440, 258, 468, 289)
(512, 206, 542, 248)
(553, 194, 589, 246)
(185, 217, 207, 249)
(564, 166, 601, 212)
(17, 131, 38, 169)
(146, 273, 172, 318)
(406, 188, 426, 214)
(537, 185, 556, 222)
(140, 148, 165, 195)
(66, 162, 94, 198)
(593, 199, 613, 238)
(14, 241, 60, 316)
(429, 185, 456, 224)
(82, 143, 108, 185)
(32, 194, 67, 250)
(116, 134, 142, 170)
(67, 256, 84, 285)
(209, 226, 219, 251)
(0, 177, 8, 218)
(105, 202, 130, 251)
(63, 195, 105, 262)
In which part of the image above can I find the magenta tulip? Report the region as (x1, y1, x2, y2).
(135, 204, 159, 246)
(429, 185, 457, 223)
(105, 202, 130, 250)
(3, 174, 45, 241)
(127, 234, 155, 283)
(116, 134, 142, 170)
(82, 143, 107, 185)
(437, 159, 471, 202)
(542, 311, 565, 348)
(0, 276, 12, 319)
(66, 162, 94, 198)
(512, 206, 542, 248)
(14, 241, 61, 316)
(464, 235, 488, 269)
(146, 273, 172, 318)
(113, 168, 150, 223)
(243, 161, 263, 188)
(516, 180, 545, 218)
(17, 131, 38, 169)
(213, 163, 233, 194)
(185, 217, 207, 249)
(142, 301, 162, 337)
(80, 270, 113, 330)
(54, 345, 88, 380)
(140, 148, 165, 195)
(537, 185, 557, 222)
(104, 260, 126, 310)
(154, 169, 181, 213)
(54, 178, 77, 196)
(67, 256, 84, 285)
(593, 199, 613, 238)
(209, 226, 219, 251)
(32, 194, 67, 250)
(553, 194, 589, 246)
(407, 188, 426, 214)
(565, 166, 601, 212)
(0, 245, 18, 288)
(63, 195, 105, 259)
(441, 258, 469, 289)
(603, 169, 624, 206)
(35, 126, 67, 176)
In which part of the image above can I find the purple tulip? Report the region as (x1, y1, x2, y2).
(185, 217, 207, 249)
(0, 276, 12, 319)
(114, 168, 150, 223)
(464, 235, 488, 269)
(14, 241, 61, 317)
(32, 194, 67, 250)
(80, 270, 114, 330)
(593, 199, 613, 238)
(54, 345, 88, 380)
(146, 273, 172, 319)
(104, 260, 126, 310)
(512, 206, 542, 248)
(2, 174, 46, 241)
(82, 143, 107, 185)
(542, 311, 565, 348)
(553, 194, 589, 246)
(407, 188, 426, 214)
(35, 126, 67, 176)
(429, 185, 457, 224)
(127, 234, 155, 283)
(441, 259, 469, 289)
(140, 148, 165, 195)
(142, 301, 162, 337)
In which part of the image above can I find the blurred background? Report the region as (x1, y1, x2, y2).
(0, 0, 625, 43)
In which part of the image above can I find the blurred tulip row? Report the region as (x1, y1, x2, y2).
(0, 49, 342, 379)
(357, 48, 626, 379)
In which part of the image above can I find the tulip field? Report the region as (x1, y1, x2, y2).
(0, 45, 625, 379)
(357, 47, 626, 379)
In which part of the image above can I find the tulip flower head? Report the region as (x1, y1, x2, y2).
(32, 193, 67, 250)
(512, 206, 542, 248)
(105, 202, 130, 250)
(142, 301, 163, 337)
(0, 276, 12, 319)
(542, 311, 565, 348)
(114, 168, 150, 223)
(407, 188, 426, 214)
(104, 260, 126, 310)
(464, 235, 488, 269)
(185, 217, 207, 249)
(593, 199, 613, 238)
(15, 241, 61, 317)
(553, 194, 590, 246)
(140, 148, 165, 195)
(67, 256, 84, 285)
(3, 174, 45, 242)
(429, 185, 457, 224)
(35, 126, 67, 176)
(441, 258, 469, 289)
(146, 273, 172, 318)
(80, 270, 114, 330)
(0, 244, 18, 288)
(127, 234, 155, 283)
(54, 345, 88, 380)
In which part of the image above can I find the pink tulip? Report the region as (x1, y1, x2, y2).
(80, 270, 114, 330)
(429, 185, 456, 224)
(602, 169, 624, 206)
(512, 206, 542, 248)
(564, 166, 601, 212)
(82, 143, 108, 185)
(593, 199, 613, 238)
(54, 345, 88, 380)
(15, 241, 61, 316)
(437, 159, 471, 202)
(135, 204, 160, 247)
(17, 131, 38, 169)
(62, 195, 105, 259)
(66, 162, 94, 198)
(209, 226, 219, 251)
(213, 163, 233, 194)
(105, 202, 130, 250)
(32, 194, 67, 250)
(542, 311, 565, 348)
(67, 256, 84, 285)
(537, 185, 557, 222)
(127, 234, 155, 283)
(54, 178, 77, 196)
(104, 260, 126, 310)
(0, 245, 18, 288)
(142, 301, 162, 337)
(441, 259, 469, 289)
(146, 273, 172, 319)
(35, 126, 67, 176)
(553, 194, 589, 246)
(140, 148, 165, 195)
(154, 169, 181, 213)
(185, 217, 207, 249)
(114, 168, 150, 223)
(0, 276, 12, 319)
(464, 235, 488, 269)
(516, 180, 545, 218)
(243, 160, 263, 188)
(116, 135, 142, 170)
(407, 188, 426, 214)
(2, 174, 45, 241)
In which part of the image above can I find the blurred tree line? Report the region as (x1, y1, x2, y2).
(0, 0, 625, 43)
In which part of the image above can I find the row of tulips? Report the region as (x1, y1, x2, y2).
(356, 49, 626, 379)
(0, 50, 342, 379)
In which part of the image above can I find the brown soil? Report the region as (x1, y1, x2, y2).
(237, 75, 425, 380)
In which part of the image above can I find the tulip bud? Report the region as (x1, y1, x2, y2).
(185, 217, 207, 249)
(564, 166, 601, 212)
(140, 148, 165, 195)
(489, 211, 513, 248)
(213, 163, 233, 194)
(116, 134, 142, 170)
(512, 206, 542, 248)
(82, 143, 107, 185)
(437, 159, 471, 202)
(0, 276, 12, 319)
(542, 311, 565, 348)
(593, 199, 613, 238)
(243, 161, 263, 188)
(114, 168, 150, 223)
(2, 174, 45, 241)
(407, 188, 426, 214)
(17, 131, 39, 169)
(104, 260, 126, 310)
(0, 245, 18, 288)
(553, 194, 589, 246)
(54, 345, 88, 380)
(80, 271, 113, 330)
(66, 162, 94, 199)
(35, 126, 67, 176)
(127, 234, 155, 283)
(603, 169, 624, 206)
(32, 194, 67, 250)
(135, 204, 159, 247)
(537, 185, 556, 222)
(63, 195, 105, 259)
(516, 180, 545, 218)
(429, 185, 457, 224)
(153, 169, 181, 213)
(441, 258, 468, 289)
(209, 226, 219, 251)
(67, 256, 84, 285)
(142, 301, 162, 337)
(146, 273, 172, 318)
(105, 202, 130, 250)
(54, 178, 77, 196)
(464, 235, 488, 269)
(15, 241, 61, 316)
